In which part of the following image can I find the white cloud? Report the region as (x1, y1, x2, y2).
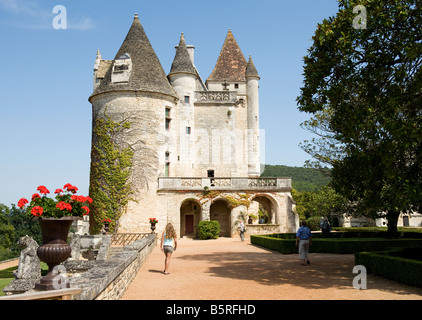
(68, 17, 94, 31)
(0, 0, 94, 31)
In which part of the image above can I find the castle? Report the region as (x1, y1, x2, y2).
(88, 14, 298, 237)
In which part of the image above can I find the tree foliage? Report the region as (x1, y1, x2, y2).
(293, 186, 349, 221)
(297, 0, 422, 236)
(0, 204, 41, 261)
(261, 165, 330, 192)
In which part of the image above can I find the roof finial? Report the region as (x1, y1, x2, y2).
(134, 13, 139, 19)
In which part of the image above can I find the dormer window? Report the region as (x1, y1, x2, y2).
(114, 64, 129, 72)
(111, 53, 132, 84)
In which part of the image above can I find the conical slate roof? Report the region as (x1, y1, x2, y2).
(168, 33, 196, 77)
(207, 30, 247, 82)
(91, 14, 177, 99)
(245, 55, 260, 79)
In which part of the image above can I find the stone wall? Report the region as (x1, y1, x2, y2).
(70, 234, 156, 300)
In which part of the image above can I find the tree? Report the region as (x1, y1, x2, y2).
(297, 0, 422, 237)
(0, 204, 15, 260)
(293, 186, 349, 222)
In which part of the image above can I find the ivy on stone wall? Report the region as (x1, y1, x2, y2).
(198, 187, 252, 208)
(89, 111, 134, 234)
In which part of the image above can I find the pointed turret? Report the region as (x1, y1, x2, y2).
(168, 33, 197, 77)
(90, 13, 177, 100)
(207, 29, 247, 84)
(168, 32, 198, 109)
(246, 55, 260, 177)
(246, 55, 260, 79)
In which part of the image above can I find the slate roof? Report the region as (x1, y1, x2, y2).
(245, 55, 260, 79)
(168, 33, 197, 77)
(206, 30, 248, 83)
(90, 14, 177, 99)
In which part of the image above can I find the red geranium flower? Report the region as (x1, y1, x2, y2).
(31, 206, 43, 217)
(32, 193, 41, 201)
(16, 184, 93, 219)
(56, 201, 72, 212)
(17, 198, 28, 208)
(82, 206, 90, 215)
(63, 183, 78, 194)
(37, 185, 50, 195)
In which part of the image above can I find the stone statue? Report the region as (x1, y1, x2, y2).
(68, 233, 81, 261)
(13, 235, 41, 280)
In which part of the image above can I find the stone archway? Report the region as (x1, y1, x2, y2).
(249, 195, 277, 224)
(180, 199, 201, 238)
(210, 199, 231, 237)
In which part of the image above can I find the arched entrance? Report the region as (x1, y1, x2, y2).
(210, 199, 231, 237)
(250, 195, 277, 224)
(180, 199, 201, 238)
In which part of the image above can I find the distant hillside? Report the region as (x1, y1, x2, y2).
(261, 165, 331, 192)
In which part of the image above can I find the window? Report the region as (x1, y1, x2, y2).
(165, 152, 170, 177)
(184, 96, 190, 104)
(208, 170, 215, 186)
(234, 83, 239, 89)
(165, 108, 171, 131)
(165, 163, 170, 177)
(186, 127, 191, 135)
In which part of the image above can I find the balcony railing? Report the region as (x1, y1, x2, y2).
(194, 91, 238, 104)
(158, 177, 292, 191)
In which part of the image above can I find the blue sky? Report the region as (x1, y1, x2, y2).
(0, 0, 340, 206)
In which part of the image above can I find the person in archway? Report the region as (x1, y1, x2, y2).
(161, 223, 178, 275)
(295, 220, 312, 266)
(238, 220, 246, 242)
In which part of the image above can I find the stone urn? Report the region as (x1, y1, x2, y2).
(150, 222, 157, 233)
(35, 217, 80, 291)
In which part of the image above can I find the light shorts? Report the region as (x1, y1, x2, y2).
(163, 245, 174, 254)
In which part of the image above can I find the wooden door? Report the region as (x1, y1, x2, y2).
(186, 215, 194, 234)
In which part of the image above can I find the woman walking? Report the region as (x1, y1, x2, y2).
(161, 223, 178, 275)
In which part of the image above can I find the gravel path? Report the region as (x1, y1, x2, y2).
(121, 237, 422, 300)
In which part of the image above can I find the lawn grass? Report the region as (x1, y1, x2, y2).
(0, 263, 49, 296)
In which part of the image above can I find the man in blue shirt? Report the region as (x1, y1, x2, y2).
(296, 220, 312, 266)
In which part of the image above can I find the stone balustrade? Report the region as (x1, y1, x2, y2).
(158, 177, 292, 191)
(194, 91, 238, 104)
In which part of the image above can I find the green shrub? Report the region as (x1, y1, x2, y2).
(305, 216, 321, 231)
(0, 266, 17, 279)
(251, 234, 422, 254)
(355, 249, 422, 287)
(198, 220, 220, 240)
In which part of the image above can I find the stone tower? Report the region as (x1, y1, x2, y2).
(89, 14, 297, 236)
(89, 14, 178, 232)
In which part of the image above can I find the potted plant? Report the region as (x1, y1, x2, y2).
(248, 214, 258, 224)
(258, 208, 269, 224)
(102, 218, 113, 234)
(149, 218, 158, 233)
(17, 184, 92, 291)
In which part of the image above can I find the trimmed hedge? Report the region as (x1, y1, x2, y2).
(355, 248, 422, 287)
(0, 266, 16, 279)
(251, 234, 422, 254)
(198, 220, 220, 240)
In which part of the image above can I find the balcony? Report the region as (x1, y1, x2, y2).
(158, 177, 292, 192)
(194, 91, 238, 105)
